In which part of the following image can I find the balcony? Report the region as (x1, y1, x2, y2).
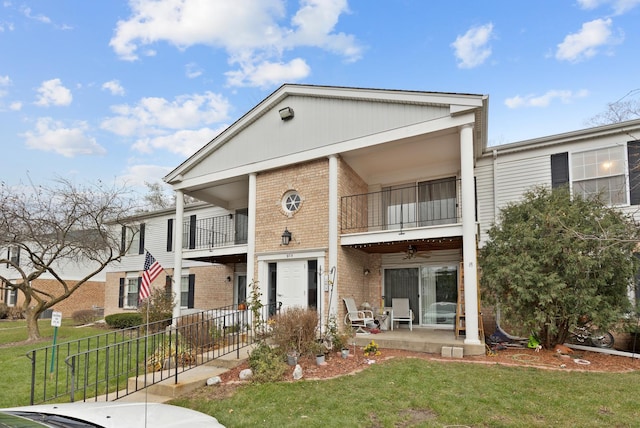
(183, 212, 248, 250)
(341, 178, 461, 234)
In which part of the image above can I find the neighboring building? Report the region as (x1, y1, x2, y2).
(104, 203, 247, 316)
(0, 245, 105, 318)
(163, 84, 489, 352)
(476, 117, 640, 303)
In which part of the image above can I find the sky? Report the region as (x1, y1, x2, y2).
(1, 0, 639, 192)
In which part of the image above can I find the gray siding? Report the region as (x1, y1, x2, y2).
(474, 161, 494, 246)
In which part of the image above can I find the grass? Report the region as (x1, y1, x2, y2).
(0, 319, 110, 407)
(171, 357, 640, 427)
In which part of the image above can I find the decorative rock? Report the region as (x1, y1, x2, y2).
(239, 368, 253, 380)
(292, 364, 303, 380)
(206, 376, 222, 386)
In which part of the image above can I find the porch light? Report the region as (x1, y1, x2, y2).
(281, 228, 292, 245)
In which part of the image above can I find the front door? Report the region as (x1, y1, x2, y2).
(277, 260, 307, 310)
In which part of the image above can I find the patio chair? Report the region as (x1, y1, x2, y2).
(391, 298, 413, 331)
(343, 297, 375, 334)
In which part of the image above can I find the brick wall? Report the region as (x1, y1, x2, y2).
(4, 278, 105, 318)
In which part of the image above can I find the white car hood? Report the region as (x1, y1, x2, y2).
(1, 402, 224, 428)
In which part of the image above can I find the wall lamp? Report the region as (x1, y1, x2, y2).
(281, 227, 292, 245)
(279, 106, 294, 121)
(226, 276, 232, 283)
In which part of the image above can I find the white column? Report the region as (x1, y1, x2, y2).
(328, 155, 339, 320)
(247, 173, 258, 302)
(172, 190, 184, 322)
(460, 124, 481, 345)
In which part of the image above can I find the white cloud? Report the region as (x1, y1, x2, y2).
(109, 0, 361, 87)
(504, 89, 589, 109)
(22, 6, 51, 24)
(102, 79, 125, 96)
(185, 62, 203, 79)
(225, 58, 311, 88)
(451, 23, 494, 69)
(35, 78, 73, 107)
(132, 126, 225, 157)
(0, 75, 10, 97)
(119, 164, 174, 188)
(577, 0, 640, 14)
(22, 117, 107, 157)
(555, 18, 617, 62)
(101, 91, 230, 137)
(9, 101, 21, 111)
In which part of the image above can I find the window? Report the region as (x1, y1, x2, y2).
(384, 177, 457, 229)
(122, 224, 145, 255)
(282, 191, 302, 214)
(118, 276, 140, 309)
(180, 274, 195, 308)
(8, 246, 20, 266)
(572, 146, 627, 205)
(2, 280, 17, 307)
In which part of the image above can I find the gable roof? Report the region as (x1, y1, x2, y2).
(165, 84, 488, 187)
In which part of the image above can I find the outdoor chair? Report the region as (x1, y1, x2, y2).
(391, 298, 413, 331)
(343, 297, 375, 334)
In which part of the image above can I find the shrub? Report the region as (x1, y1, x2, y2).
(7, 306, 24, 319)
(269, 307, 320, 357)
(248, 342, 288, 383)
(72, 309, 100, 325)
(0, 303, 8, 319)
(176, 313, 219, 349)
(104, 313, 143, 329)
(138, 288, 174, 332)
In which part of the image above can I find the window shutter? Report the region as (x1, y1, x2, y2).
(189, 215, 196, 249)
(165, 275, 172, 298)
(551, 152, 569, 188)
(120, 226, 126, 254)
(138, 223, 145, 255)
(137, 277, 143, 306)
(14, 248, 20, 266)
(628, 141, 640, 205)
(118, 278, 125, 308)
(187, 274, 195, 309)
(167, 219, 174, 252)
(5, 249, 9, 268)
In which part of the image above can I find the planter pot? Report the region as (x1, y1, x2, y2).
(287, 354, 298, 366)
(341, 348, 349, 359)
(316, 354, 325, 365)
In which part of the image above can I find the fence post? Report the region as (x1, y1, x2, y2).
(28, 350, 36, 405)
(69, 355, 76, 403)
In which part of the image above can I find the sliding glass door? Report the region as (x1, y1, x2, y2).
(421, 265, 457, 327)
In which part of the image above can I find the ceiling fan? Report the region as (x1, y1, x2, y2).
(402, 245, 431, 260)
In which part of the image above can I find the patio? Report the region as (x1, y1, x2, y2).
(351, 327, 485, 356)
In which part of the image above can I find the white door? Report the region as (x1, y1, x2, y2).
(277, 260, 307, 310)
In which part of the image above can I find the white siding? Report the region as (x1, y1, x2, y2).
(495, 155, 550, 210)
(474, 161, 494, 246)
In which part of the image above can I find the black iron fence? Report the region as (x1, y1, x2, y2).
(340, 179, 461, 233)
(26, 302, 279, 404)
(183, 213, 248, 250)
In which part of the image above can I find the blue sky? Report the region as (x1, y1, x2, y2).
(1, 0, 639, 191)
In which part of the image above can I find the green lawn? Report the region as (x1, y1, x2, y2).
(172, 357, 640, 428)
(0, 320, 108, 407)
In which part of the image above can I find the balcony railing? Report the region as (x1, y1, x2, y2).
(341, 179, 461, 233)
(183, 213, 248, 250)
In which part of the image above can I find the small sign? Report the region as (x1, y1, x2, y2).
(51, 311, 62, 327)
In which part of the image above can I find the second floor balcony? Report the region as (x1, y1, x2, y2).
(341, 178, 462, 234)
(183, 211, 248, 250)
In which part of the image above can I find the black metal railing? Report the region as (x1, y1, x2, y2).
(183, 213, 248, 250)
(26, 302, 280, 405)
(341, 179, 461, 233)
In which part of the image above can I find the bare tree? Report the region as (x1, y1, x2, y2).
(143, 181, 173, 210)
(586, 89, 640, 140)
(0, 178, 136, 341)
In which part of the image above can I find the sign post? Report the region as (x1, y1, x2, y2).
(50, 311, 62, 378)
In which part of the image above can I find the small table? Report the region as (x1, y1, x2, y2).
(375, 311, 389, 331)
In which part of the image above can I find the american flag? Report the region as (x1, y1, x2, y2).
(140, 251, 163, 301)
